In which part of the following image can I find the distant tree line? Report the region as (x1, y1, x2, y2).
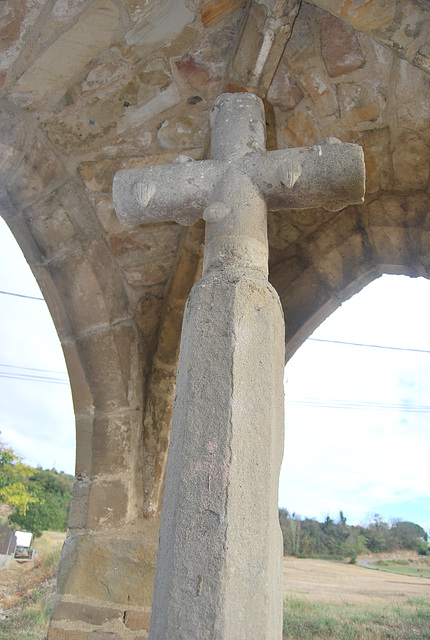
(279, 509, 429, 562)
(0, 434, 73, 536)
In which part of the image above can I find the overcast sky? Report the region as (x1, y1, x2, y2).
(1, 217, 429, 533)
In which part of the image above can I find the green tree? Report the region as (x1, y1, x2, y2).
(390, 520, 428, 552)
(9, 468, 73, 536)
(0, 435, 37, 515)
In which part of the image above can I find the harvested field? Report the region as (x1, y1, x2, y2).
(283, 556, 430, 606)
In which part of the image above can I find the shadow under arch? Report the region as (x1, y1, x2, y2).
(268, 195, 430, 361)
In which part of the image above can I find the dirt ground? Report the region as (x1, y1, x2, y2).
(0, 531, 65, 611)
(283, 556, 430, 606)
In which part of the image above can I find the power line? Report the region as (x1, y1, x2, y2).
(0, 289, 44, 301)
(309, 337, 430, 354)
(0, 363, 67, 375)
(287, 397, 430, 413)
(0, 372, 69, 385)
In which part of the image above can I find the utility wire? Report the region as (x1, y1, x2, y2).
(287, 397, 430, 413)
(0, 372, 69, 385)
(0, 363, 67, 375)
(309, 337, 430, 354)
(0, 289, 44, 301)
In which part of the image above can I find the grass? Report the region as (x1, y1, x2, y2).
(374, 558, 430, 580)
(0, 540, 63, 640)
(283, 596, 430, 639)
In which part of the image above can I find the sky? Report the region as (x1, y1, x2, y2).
(1, 216, 429, 533)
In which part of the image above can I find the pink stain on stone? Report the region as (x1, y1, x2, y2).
(190, 441, 231, 512)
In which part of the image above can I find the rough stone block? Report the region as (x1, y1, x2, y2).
(14, 0, 119, 103)
(281, 103, 320, 147)
(24, 190, 78, 261)
(299, 67, 338, 117)
(321, 13, 365, 77)
(92, 411, 142, 475)
(124, 610, 151, 631)
(392, 131, 429, 191)
(157, 116, 206, 150)
(347, 103, 380, 127)
(355, 127, 392, 194)
(9, 137, 63, 206)
(395, 60, 430, 133)
(76, 324, 141, 412)
(112, 224, 184, 288)
(51, 601, 123, 625)
(48, 629, 92, 640)
(176, 54, 221, 92)
(68, 478, 90, 529)
(267, 62, 304, 111)
(0, 110, 27, 176)
(125, 0, 194, 52)
(0, 0, 45, 72)
(56, 534, 158, 607)
(85, 480, 128, 529)
(201, 0, 246, 27)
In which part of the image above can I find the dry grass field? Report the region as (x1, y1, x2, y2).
(284, 556, 430, 605)
(283, 557, 430, 639)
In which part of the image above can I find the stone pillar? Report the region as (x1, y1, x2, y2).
(149, 268, 285, 639)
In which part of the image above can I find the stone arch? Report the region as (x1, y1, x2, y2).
(269, 194, 430, 360)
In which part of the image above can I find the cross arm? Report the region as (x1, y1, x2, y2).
(113, 137, 365, 230)
(243, 137, 365, 212)
(113, 157, 224, 227)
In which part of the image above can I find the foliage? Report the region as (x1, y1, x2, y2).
(9, 468, 73, 536)
(279, 509, 429, 560)
(0, 435, 37, 515)
(283, 596, 430, 639)
(1, 434, 73, 535)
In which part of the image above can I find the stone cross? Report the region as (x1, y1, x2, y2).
(113, 92, 365, 640)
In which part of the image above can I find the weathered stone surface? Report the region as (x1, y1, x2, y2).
(7, 137, 63, 207)
(267, 62, 304, 110)
(48, 630, 92, 640)
(57, 535, 158, 606)
(76, 324, 140, 412)
(124, 610, 151, 631)
(307, 0, 430, 75)
(321, 12, 365, 77)
(110, 224, 184, 289)
(0, 109, 27, 176)
(353, 127, 392, 194)
(395, 59, 430, 134)
(92, 411, 142, 475)
(0, 0, 45, 73)
(157, 116, 207, 149)
(299, 67, 338, 116)
(13, 0, 119, 103)
(125, 0, 195, 50)
(201, 0, 246, 27)
(51, 601, 123, 625)
(280, 102, 321, 147)
(176, 54, 221, 91)
(392, 131, 429, 191)
(47, 253, 130, 334)
(68, 478, 90, 529)
(367, 195, 429, 269)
